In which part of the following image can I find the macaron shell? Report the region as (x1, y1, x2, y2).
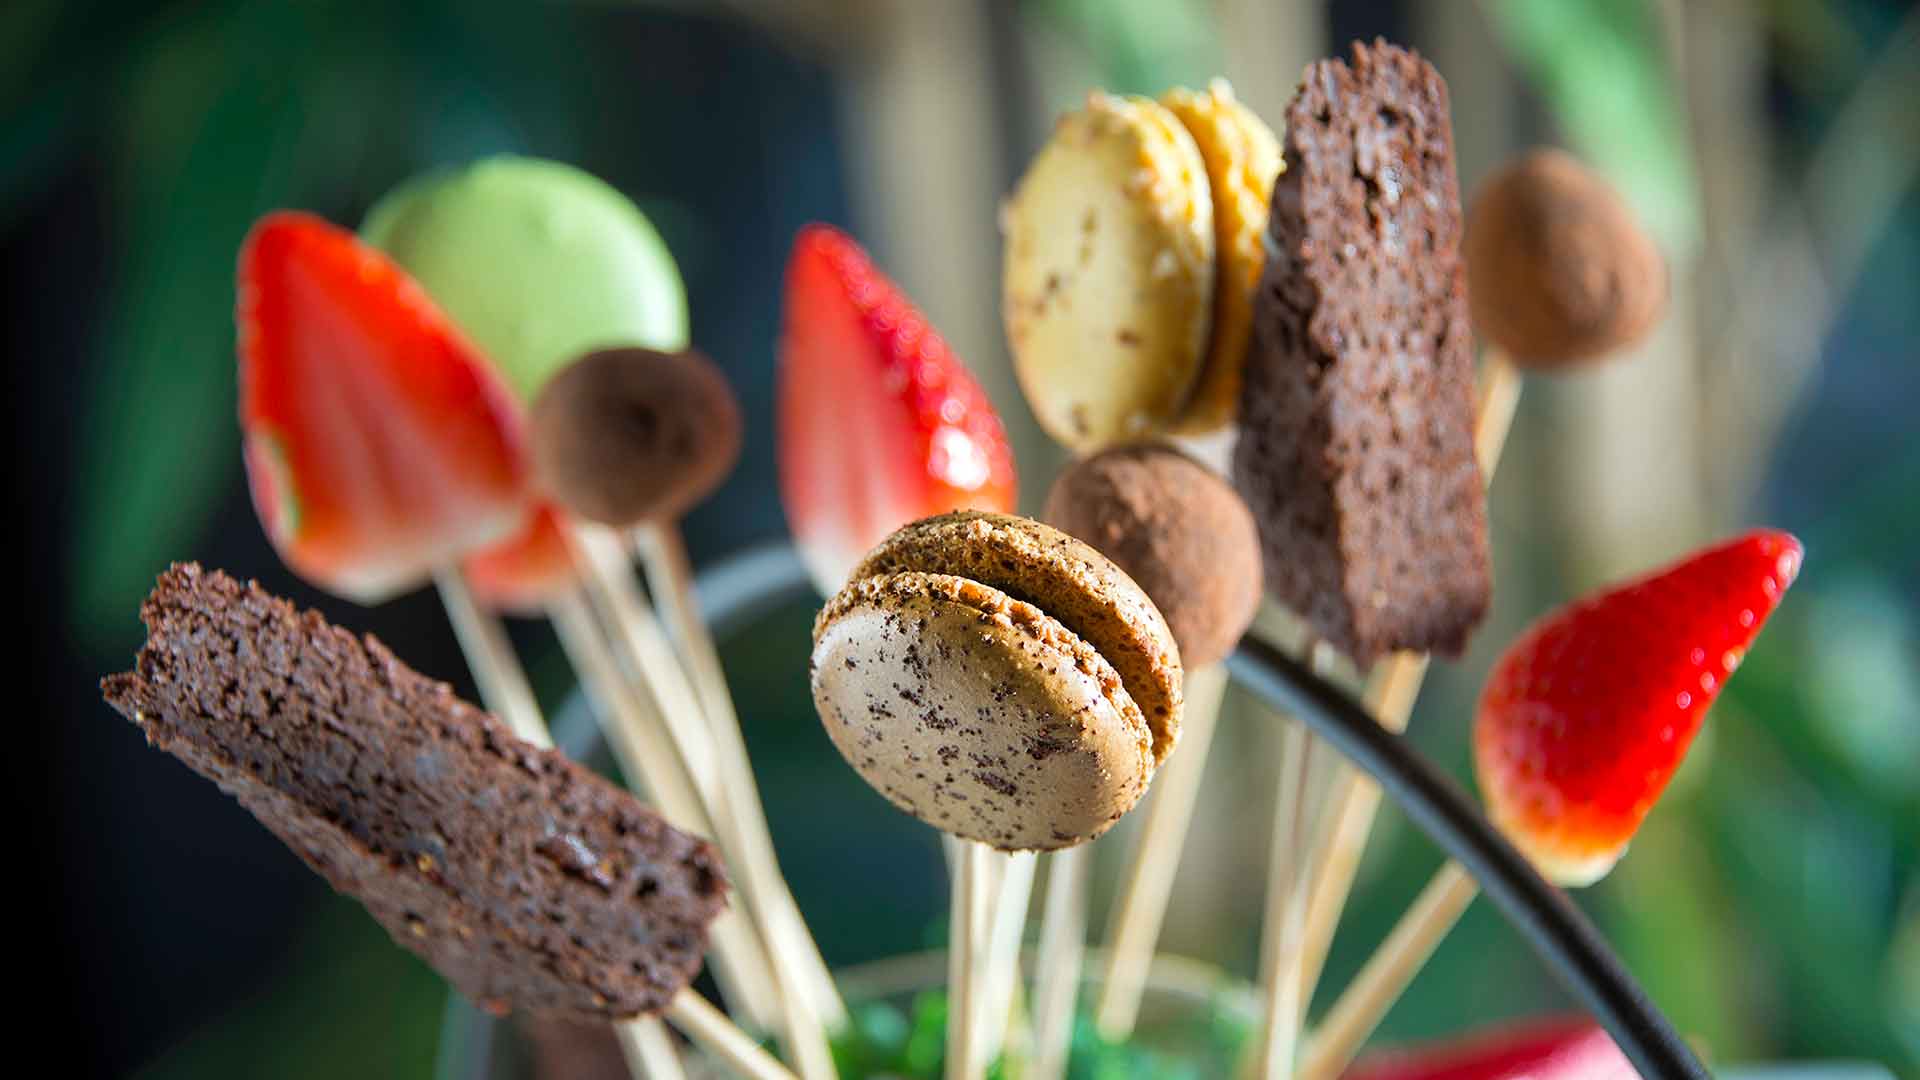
(811, 572, 1153, 850)
(1160, 82, 1283, 435)
(1003, 94, 1214, 451)
(848, 510, 1183, 763)
(362, 156, 689, 401)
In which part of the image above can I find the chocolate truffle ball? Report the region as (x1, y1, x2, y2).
(1044, 444, 1261, 668)
(531, 347, 742, 526)
(1465, 149, 1666, 367)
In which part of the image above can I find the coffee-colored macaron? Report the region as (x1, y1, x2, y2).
(1003, 93, 1215, 452)
(1464, 149, 1666, 367)
(1045, 443, 1262, 668)
(811, 512, 1184, 850)
(1160, 81, 1283, 435)
(530, 346, 742, 526)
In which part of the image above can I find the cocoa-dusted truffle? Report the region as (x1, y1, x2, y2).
(1465, 149, 1666, 367)
(1231, 39, 1493, 667)
(531, 347, 742, 526)
(1045, 444, 1261, 668)
(101, 564, 727, 1020)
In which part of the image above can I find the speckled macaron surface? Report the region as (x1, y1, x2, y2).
(1160, 81, 1283, 435)
(847, 510, 1183, 763)
(811, 572, 1153, 850)
(1003, 94, 1215, 452)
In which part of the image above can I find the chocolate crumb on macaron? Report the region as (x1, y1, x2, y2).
(530, 346, 742, 527)
(1232, 39, 1492, 667)
(102, 564, 727, 1020)
(1045, 444, 1261, 669)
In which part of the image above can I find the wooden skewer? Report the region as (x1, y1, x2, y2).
(1292, 653, 1427, 999)
(1296, 861, 1479, 1080)
(570, 528, 722, 798)
(549, 589, 785, 1030)
(429, 565, 678, 1080)
(1028, 843, 1091, 1080)
(434, 568, 552, 749)
(1255, 704, 1319, 1078)
(1093, 662, 1229, 1036)
(1294, 351, 1522, 1004)
(947, 842, 994, 1080)
(662, 991, 803, 1080)
(633, 523, 849, 1029)
(565, 527, 837, 1080)
(974, 850, 1037, 1069)
(615, 1011, 690, 1080)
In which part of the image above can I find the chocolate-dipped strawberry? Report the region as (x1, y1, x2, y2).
(778, 225, 1018, 595)
(1465, 149, 1666, 368)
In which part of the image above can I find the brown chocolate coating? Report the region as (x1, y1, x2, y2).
(101, 564, 726, 1020)
(1045, 445, 1261, 668)
(531, 347, 742, 526)
(1232, 40, 1493, 667)
(1465, 148, 1666, 366)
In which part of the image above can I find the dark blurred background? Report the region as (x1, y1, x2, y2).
(8, 1, 1917, 1077)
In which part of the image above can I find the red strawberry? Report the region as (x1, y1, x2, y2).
(463, 502, 575, 615)
(1347, 1017, 1637, 1080)
(1474, 530, 1802, 885)
(239, 212, 532, 602)
(777, 225, 1017, 593)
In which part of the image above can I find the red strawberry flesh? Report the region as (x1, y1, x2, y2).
(239, 212, 532, 602)
(1474, 529, 1802, 885)
(777, 225, 1016, 593)
(1346, 1016, 1638, 1080)
(463, 502, 575, 615)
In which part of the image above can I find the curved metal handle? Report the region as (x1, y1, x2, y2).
(1226, 636, 1709, 1080)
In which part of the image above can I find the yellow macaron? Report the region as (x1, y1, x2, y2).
(1160, 80, 1283, 435)
(1002, 93, 1215, 453)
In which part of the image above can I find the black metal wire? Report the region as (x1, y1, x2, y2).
(1226, 635, 1711, 1080)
